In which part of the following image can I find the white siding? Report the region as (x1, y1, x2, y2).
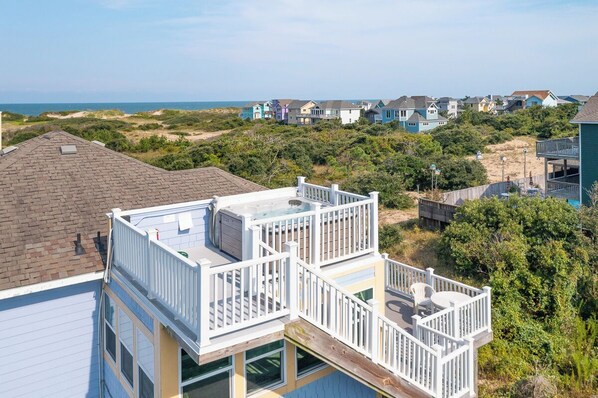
(0, 281, 101, 397)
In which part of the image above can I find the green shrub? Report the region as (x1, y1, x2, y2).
(379, 224, 403, 250)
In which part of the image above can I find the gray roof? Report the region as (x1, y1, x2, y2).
(407, 112, 427, 122)
(566, 95, 590, 103)
(287, 100, 314, 109)
(316, 100, 361, 110)
(437, 97, 457, 103)
(0, 131, 264, 290)
(571, 92, 598, 123)
(384, 96, 415, 110)
(411, 96, 436, 109)
(464, 96, 487, 104)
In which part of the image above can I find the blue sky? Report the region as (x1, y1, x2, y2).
(0, 0, 597, 103)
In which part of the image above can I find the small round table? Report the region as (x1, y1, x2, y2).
(430, 291, 471, 310)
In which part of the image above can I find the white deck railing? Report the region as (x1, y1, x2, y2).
(248, 180, 378, 267)
(385, 257, 492, 343)
(112, 214, 294, 347)
(296, 258, 475, 398)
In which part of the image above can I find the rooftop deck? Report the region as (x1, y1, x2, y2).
(110, 178, 492, 398)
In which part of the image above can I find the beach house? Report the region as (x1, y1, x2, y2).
(240, 101, 273, 120)
(536, 91, 598, 206)
(377, 96, 447, 132)
(271, 99, 295, 123)
(287, 100, 317, 125)
(0, 131, 492, 398)
(304, 100, 362, 125)
(436, 97, 459, 119)
(462, 97, 495, 113)
(511, 90, 558, 108)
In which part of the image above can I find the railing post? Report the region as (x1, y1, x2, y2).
(483, 286, 492, 333)
(368, 299, 379, 364)
(285, 242, 299, 320)
(426, 267, 435, 287)
(250, 226, 261, 259)
(465, 336, 475, 397)
(411, 314, 421, 339)
(330, 183, 339, 205)
(382, 253, 389, 287)
(241, 214, 252, 260)
(451, 301, 461, 339)
(197, 258, 212, 347)
(433, 344, 444, 397)
(369, 191, 379, 254)
(311, 202, 321, 269)
(297, 176, 306, 197)
(146, 229, 157, 298)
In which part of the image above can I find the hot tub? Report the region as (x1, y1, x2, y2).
(218, 197, 314, 259)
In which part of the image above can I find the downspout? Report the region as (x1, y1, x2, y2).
(98, 215, 115, 398)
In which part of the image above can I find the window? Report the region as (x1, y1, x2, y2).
(296, 347, 326, 377)
(137, 330, 154, 398)
(430, 109, 436, 114)
(400, 110, 407, 117)
(119, 309, 134, 387)
(355, 288, 373, 303)
(104, 294, 116, 362)
(181, 351, 233, 398)
(386, 110, 391, 118)
(423, 122, 429, 126)
(245, 340, 285, 394)
(408, 122, 416, 126)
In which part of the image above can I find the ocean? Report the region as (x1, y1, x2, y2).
(0, 101, 250, 116)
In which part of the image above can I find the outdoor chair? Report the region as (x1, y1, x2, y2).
(410, 282, 435, 315)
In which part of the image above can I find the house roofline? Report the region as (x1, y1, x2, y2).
(0, 271, 104, 300)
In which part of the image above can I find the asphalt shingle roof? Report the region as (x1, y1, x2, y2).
(571, 92, 598, 123)
(0, 131, 264, 291)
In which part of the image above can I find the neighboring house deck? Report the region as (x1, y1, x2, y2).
(111, 177, 492, 398)
(536, 137, 580, 203)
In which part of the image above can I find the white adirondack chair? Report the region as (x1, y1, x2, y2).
(410, 283, 435, 314)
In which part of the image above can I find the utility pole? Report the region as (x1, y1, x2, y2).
(430, 164, 436, 192)
(523, 148, 528, 186)
(500, 156, 507, 182)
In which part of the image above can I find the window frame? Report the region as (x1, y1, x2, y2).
(137, 329, 155, 398)
(244, 340, 286, 395)
(104, 293, 117, 363)
(179, 350, 235, 398)
(119, 309, 135, 389)
(295, 346, 327, 379)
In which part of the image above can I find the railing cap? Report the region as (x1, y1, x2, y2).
(111, 208, 122, 216)
(197, 258, 212, 267)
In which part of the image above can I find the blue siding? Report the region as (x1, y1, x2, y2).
(285, 371, 376, 398)
(130, 204, 210, 250)
(108, 280, 154, 334)
(103, 362, 130, 398)
(0, 281, 101, 398)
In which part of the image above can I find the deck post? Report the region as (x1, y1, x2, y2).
(433, 344, 444, 396)
(250, 226, 261, 259)
(425, 267, 435, 287)
(285, 242, 299, 320)
(197, 258, 212, 347)
(146, 229, 157, 297)
(241, 214, 253, 260)
(411, 314, 421, 339)
(381, 253, 389, 287)
(311, 202, 321, 269)
(369, 192, 379, 254)
(451, 301, 461, 339)
(368, 299, 379, 364)
(483, 286, 492, 333)
(297, 176, 306, 197)
(330, 183, 339, 205)
(465, 337, 476, 397)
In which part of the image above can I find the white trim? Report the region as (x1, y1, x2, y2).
(117, 198, 213, 217)
(179, 350, 235, 397)
(0, 271, 104, 300)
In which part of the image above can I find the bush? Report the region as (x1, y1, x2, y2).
(379, 224, 403, 250)
(343, 171, 413, 209)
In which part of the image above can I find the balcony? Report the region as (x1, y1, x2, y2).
(546, 174, 580, 201)
(536, 137, 579, 159)
(109, 178, 491, 398)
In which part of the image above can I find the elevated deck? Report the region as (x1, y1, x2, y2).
(110, 178, 491, 398)
(536, 136, 579, 159)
